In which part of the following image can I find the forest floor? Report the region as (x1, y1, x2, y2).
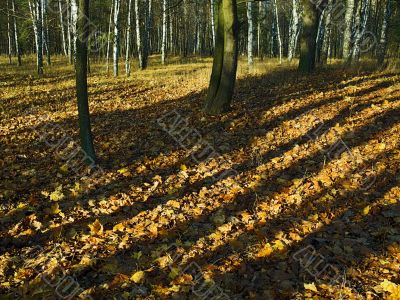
(1, 55, 400, 299)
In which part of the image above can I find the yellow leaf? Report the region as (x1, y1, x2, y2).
(304, 282, 318, 292)
(49, 186, 64, 201)
(113, 223, 125, 232)
(168, 267, 181, 280)
(88, 219, 103, 235)
(380, 279, 398, 294)
(378, 143, 386, 150)
(59, 164, 69, 173)
(179, 164, 187, 171)
(256, 243, 273, 258)
(363, 205, 371, 216)
(50, 203, 61, 215)
(131, 270, 145, 284)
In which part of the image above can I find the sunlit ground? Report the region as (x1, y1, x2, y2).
(0, 55, 400, 299)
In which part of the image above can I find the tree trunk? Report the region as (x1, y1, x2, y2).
(288, 0, 300, 62)
(67, 0, 73, 64)
(321, 0, 333, 64)
(7, 0, 12, 65)
(59, 0, 68, 56)
(210, 0, 216, 49)
(106, 0, 113, 74)
(142, 0, 152, 68)
(342, 0, 355, 61)
(204, 0, 238, 115)
(135, 0, 143, 69)
(125, 0, 132, 76)
(161, 0, 167, 64)
(71, 0, 78, 62)
(377, 0, 391, 65)
(11, 0, 21, 66)
(76, 0, 96, 164)
(113, 0, 121, 76)
(246, 1, 253, 66)
(272, 0, 282, 64)
(350, 0, 369, 64)
(29, 0, 44, 75)
(298, 0, 319, 73)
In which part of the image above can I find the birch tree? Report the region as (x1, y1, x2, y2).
(288, 0, 300, 62)
(161, 0, 167, 64)
(7, 0, 12, 64)
(106, 0, 113, 73)
(246, 1, 254, 66)
(210, 0, 216, 48)
(29, 0, 44, 75)
(342, 0, 355, 61)
(272, 0, 282, 64)
(350, 0, 370, 64)
(377, 0, 391, 65)
(11, 0, 21, 66)
(113, 0, 121, 76)
(59, 0, 68, 57)
(125, 0, 132, 76)
(135, 0, 143, 69)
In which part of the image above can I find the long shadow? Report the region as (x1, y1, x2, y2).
(2, 79, 397, 246)
(6, 101, 400, 298)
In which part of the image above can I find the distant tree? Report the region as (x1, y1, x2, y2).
(298, 0, 319, 73)
(246, 0, 253, 66)
(377, 0, 392, 66)
(204, 0, 238, 115)
(28, 0, 44, 75)
(75, 0, 96, 164)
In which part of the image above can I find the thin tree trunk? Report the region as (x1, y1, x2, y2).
(135, 0, 143, 69)
(71, 0, 78, 62)
(246, 1, 253, 66)
(143, 0, 152, 68)
(210, 0, 216, 49)
(204, 0, 238, 115)
(7, 0, 12, 65)
(272, 0, 282, 64)
(350, 0, 369, 63)
(113, 0, 121, 76)
(11, 0, 21, 66)
(125, 0, 132, 76)
(321, 0, 333, 64)
(59, 0, 68, 56)
(161, 0, 167, 64)
(342, 0, 355, 61)
(106, 0, 114, 74)
(76, 0, 96, 164)
(67, 0, 72, 64)
(377, 0, 391, 65)
(288, 0, 300, 62)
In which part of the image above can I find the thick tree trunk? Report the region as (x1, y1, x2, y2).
(342, 0, 355, 61)
(204, 0, 238, 115)
(298, 0, 319, 73)
(76, 0, 96, 164)
(246, 1, 253, 66)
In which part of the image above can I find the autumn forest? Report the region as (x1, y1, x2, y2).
(1, 0, 400, 299)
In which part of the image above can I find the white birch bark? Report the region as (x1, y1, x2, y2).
(135, 0, 143, 69)
(11, 0, 21, 66)
(247, 1, 254, 66)
(272, 0, 282, 64)
(210, 0, 215, 48)
(59, 0, 68, 56)
(343, 0, 355, 60)
(125, 0, 132, 76)
(113, 0, 121, 76)
(161, 0, 167, 64)
(106, 0, 114, 73)
(288, 0, 300, 62)
(377, 0, 391, 65)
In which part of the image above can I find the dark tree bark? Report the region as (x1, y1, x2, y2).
(75, 0, 96, 164)
(298, 0, 320, 73)
(204, 0, 238, 115)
